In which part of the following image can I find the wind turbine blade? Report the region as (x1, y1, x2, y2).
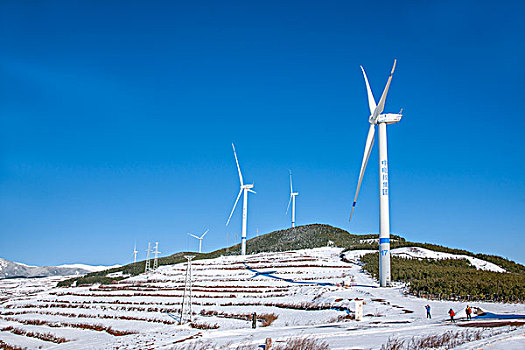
(226, 188, 243, 226)
(360, 66, 377, 115)
(289, 170, 293, 193)
(373, 59, 397, 120)
(248, 189, 256, 194)
(187, 233, 200, 239)
(232, 143, 244, 186)
(349, 124, 376, 222)
(200, 229, 209, 239)
(286, 194, 292, 215)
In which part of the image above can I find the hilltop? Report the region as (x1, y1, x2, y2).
(58, 224, 525, 298)
(57, 224, 400, 286)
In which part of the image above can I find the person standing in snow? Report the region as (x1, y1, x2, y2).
(448, 308, 455, 323)
(465, 305, 472, 320)
(425, 304, 431, 319)
(252, 312, 257, 329)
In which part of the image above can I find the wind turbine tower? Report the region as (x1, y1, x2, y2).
(349, 59, 403, 287)
(187, 229, 209, 253)
(152, 242, 160, 270)
(226, 143, 256, 256)
(286, 170, 299, 228)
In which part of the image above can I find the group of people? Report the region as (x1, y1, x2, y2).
(424, 304, 472, 322)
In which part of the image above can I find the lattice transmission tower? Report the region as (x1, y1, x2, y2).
(152, 242, 160, 270)
(144, 242, 151, 273)
(179, 255, 195, 324)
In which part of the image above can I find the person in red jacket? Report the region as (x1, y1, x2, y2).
(448, 308, 456, 323)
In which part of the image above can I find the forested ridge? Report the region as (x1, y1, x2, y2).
(360, 253, 525, 302)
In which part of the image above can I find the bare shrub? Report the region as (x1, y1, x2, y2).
(1, 317, 136, 336)
(198, 310, 277, 327)
(0, 340, 25, 350)
(273, 337, 329, 350)
(260, 313, 278, 327)
(172, 341, 254, 350)
(189, 321, 219, 330)
(408, 329, 485, 349)
(380, 329, 499, 350)
(172, 341, 217, 350)
(380, 337, 404, 350)
(1, 326, 68, 343)
(328, 314, 355, 323)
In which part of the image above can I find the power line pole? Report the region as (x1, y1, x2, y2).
(145, 242, 151, 273)
(152, 242, 160, 270)
(179, 255, 195, 325)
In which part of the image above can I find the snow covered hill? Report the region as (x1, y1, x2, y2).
(0, 247, 523, 349)
(0, 258, 120, 279)
(56, 264, 122, 273)
(344, 247, 507, 273)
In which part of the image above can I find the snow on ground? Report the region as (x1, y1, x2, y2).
(344, 247, 506, 272)
(0, 247, 523, 349)
(57, 264, 122, 272)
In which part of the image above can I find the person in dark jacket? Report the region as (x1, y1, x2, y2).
(252, 312, 257, 329)
(465, 305, 472, 320)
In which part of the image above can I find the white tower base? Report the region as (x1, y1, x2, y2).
(291, 195, 296, 228)
(241, 188, 248, 255)
(378, 122, 391, 287)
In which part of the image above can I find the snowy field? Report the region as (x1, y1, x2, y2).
(0, 247, 524, 349)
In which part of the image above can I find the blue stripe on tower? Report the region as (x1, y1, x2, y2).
(379, 238, 390, 244)
(353, 202, 356, 207)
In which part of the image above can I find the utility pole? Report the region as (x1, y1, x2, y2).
(145, 242, 151, 273)
(179, 255, 195, 324)
(152, 242, 160, 270)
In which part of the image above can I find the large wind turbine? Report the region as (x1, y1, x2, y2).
(187, 229, 209, 253)
(286, 170, 299, 228)
(226, 143, 256, 256)
(349, 59, 403, 287)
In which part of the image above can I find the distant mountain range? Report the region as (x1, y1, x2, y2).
(0, 258, 120, 279)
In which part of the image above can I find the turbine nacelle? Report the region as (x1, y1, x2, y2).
(375, 113, 402, 125)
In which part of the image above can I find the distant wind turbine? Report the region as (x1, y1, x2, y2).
(187, 229, 209, 253)
(133, 242, 138, 264)
(226, 143, 256, 256)
(286, 170, 299, 228)
(349, 59, 403, 287)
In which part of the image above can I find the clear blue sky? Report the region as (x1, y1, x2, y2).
(1, 1, 524, 266)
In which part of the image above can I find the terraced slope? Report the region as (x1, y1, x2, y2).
(1, 247, 524, 349)
(59, 224, 404, 287)
(0, 248, 362, 349)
